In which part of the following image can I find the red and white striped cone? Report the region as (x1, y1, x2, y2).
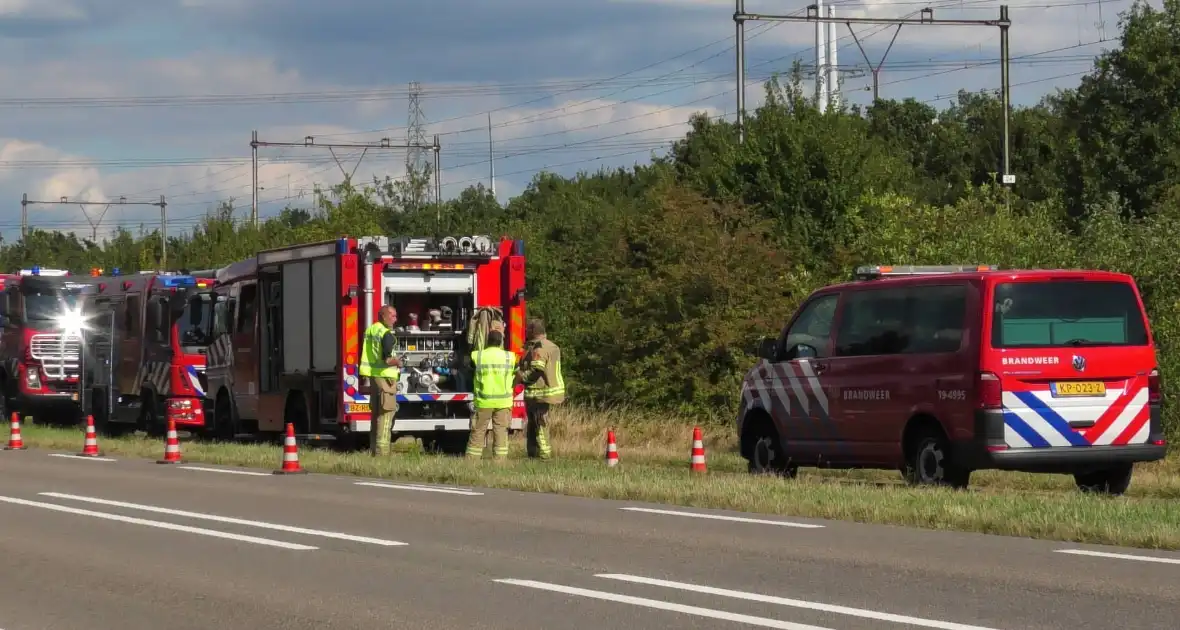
(273, 423, 307, 475)
(4, 412, 26, 451)
(605, 429, 619, 467)
(78, 415, 101, 457)
(157, 420, 183, 464)
(690, 426, 706, 473)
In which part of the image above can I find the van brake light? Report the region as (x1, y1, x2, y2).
(977, 371, 1002, 409)
(1148, 369, 1161, 403)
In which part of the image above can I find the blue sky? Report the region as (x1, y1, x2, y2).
(0, 0, 1134, 242)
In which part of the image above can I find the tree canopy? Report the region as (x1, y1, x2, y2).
(8, 1, 1180, 439)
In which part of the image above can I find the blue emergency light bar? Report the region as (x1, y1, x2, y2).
(159, 275, 196, 288)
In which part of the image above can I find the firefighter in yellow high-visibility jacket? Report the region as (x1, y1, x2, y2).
(360, 305, 401, 456)
(516, 318, 565, 460)
(466, 329, 514, 460)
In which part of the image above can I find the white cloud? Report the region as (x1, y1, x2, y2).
(0, 0, 84, 19)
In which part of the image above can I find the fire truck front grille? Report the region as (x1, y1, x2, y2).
(29, 333, 82, 376)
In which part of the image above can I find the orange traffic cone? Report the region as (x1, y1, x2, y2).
(157, 420, 183, 464)
(690, 426, 706, 473)
(78, 415, 101, 457)
(605, 429, 619, 467)
(273, 423, 307, 475)
(4, 412, 26, 451)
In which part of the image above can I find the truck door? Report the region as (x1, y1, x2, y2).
(117, 293, 141, 395)
(232, 282, 259, 419)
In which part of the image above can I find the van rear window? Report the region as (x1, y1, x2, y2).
(990, 280, 1149, 348)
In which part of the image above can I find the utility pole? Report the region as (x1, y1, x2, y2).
(826, 4, 839, 109)
(250, 130, 259, 227)
(815, 0, 827, 112)
(21, 195, 167, 260)
(159, 195, 167, 268)
(733, 4, 1014, 180)
(488, 113, 496, 198)
(734, 0, 746, 143)
(250, 135, 439, 217)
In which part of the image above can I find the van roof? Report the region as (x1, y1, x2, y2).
(821, 268, 1137, 293)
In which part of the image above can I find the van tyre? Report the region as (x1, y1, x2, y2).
(904, 432, 970, 490)
(745, 420, 797, 478)
(1074, 464, 1133, 496)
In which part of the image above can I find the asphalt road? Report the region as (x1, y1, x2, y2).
(1, 450, 1177, 630)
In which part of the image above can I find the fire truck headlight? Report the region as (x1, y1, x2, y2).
(56, 306, 88, 337)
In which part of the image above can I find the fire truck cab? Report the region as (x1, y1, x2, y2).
(204, 235, 528, 452)
(83, 271, 216, 436)
(0, 267, 95, 423)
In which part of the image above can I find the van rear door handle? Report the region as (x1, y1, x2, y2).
(811, 361, 828, 373)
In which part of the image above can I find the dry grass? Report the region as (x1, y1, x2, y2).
(11, 406, 1180, 550)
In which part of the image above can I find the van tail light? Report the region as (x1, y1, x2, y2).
(976, 371, 1002, 409)
(1148, 369, 1161, 404)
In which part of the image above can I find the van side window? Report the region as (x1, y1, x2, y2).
(780, 294, 838, 359)
(906, 285, 968, 354)
(835, 289, 910, 356)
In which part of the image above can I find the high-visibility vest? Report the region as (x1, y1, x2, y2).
(471, 346, 514, 409)
(524, 341, 566, 400)
(359, 322, 400, 379)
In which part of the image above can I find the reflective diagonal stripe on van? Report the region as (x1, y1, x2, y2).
(1000, 379, 1150, 448)
(741, 359, 835, 440)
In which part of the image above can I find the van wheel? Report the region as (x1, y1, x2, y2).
(904, 431, 970, 489)
(745, 418, 797, 478)
(1074, 464, 1133, 496)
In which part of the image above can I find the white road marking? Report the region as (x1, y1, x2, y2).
(180, 466, 271, 477)
(39, 493, 407, 547)
(1054, 549, 1180, 565)
(355, 481, 484, 496)
(0, 496, 315, 550)
(620, 507, 823, 529)
(48, 453, 116, 462)
(597, 574, 1001, 630)
(494, 579, 833, 630)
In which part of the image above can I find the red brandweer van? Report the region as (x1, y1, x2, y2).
(737, 264, 1167, 495)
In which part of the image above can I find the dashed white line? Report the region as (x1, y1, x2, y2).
(39, 493, 407, 547)
(620, 507, 823, 529)
(355, 481, 484, 496)
(48, 453, 116, 462)
(180, 466, 271, 477)
(495, 579, 833, 630)
(0, 496, 315, 550)
(1054, 549, 1180, 565)
(597, 574, 1001, 630)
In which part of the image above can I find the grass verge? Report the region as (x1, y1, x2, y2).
(11, 405, 1180, 551)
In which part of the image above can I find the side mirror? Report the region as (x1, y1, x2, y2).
(757, 337, 777, 361)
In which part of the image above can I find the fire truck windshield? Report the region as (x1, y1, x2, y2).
(177, 292, 214, 346)
(23, 290, 79, 322)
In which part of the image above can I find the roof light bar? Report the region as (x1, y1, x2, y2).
(855, 264, 997, 280)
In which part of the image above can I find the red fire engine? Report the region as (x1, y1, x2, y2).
(0, 267, 95, 423)
(203, 235, 527, 451)
(83, 271, 217, 436)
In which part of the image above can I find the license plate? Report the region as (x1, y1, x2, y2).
(346, 403, 370, 414)
(1051, 381, 1106, 397)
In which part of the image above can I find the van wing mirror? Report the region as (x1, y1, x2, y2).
(757, 337, 777, 361)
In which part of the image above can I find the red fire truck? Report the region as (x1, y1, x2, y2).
(203, 235, 528, 451)
(83, 271, 218, 436)
(0, 267, 96, 423)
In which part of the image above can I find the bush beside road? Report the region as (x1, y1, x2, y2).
(12, 405, 1180, 551)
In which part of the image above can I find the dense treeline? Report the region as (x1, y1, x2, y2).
(6, 1, 1180, 437)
